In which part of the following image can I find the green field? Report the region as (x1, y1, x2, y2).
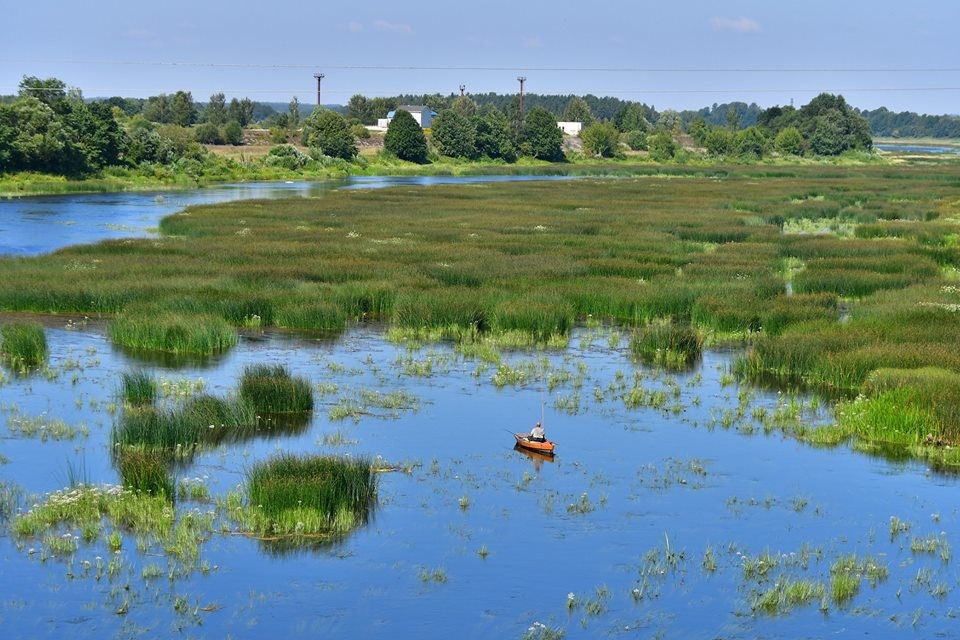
(3, 164, 960, 464)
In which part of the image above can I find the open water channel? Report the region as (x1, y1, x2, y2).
(1, 180, 958, 638)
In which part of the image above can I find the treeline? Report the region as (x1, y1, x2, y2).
(859, 107, 960, 139)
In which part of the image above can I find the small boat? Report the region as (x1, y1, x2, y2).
(514, 433, 555, 455)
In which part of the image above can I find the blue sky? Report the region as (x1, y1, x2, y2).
(2, 0, 958, 113)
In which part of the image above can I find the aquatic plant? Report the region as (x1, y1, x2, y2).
(0, 322, 47, 369)
(110, 309, 237, 355)
(242, 454, 377, 537)
(630, 323, 703, 369)
(239, 364, 314, 414)
(120, 370, 157, 407)
(116, 448, 173, 498)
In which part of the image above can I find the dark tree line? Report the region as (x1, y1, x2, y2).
(859, 107, 960, 138)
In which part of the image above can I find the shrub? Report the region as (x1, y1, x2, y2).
(302, 108, 357, 160)
(622, 130, 648, 151)
(580, 122, 621, 158)
(120, 370, 157, 407)
(223, 120, 243, 145)
(384, 110, 429, 163)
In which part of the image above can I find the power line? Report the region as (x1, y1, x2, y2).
(2, 59, 960, 73)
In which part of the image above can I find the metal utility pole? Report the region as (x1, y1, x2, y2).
(459, 84, 466, 109)
(517, 76, 527, 117)
(313, 73, 325, 107)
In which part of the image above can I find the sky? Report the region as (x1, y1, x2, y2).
(2, 0, 958, 114)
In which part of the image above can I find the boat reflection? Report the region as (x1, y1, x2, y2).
(514, 443, 555, 472)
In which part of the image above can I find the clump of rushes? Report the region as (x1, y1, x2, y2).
(274, 301, 347, 331)
(0, 322, 47, 369)
(239, 365, 314, 413)
(630, 324, 703, 369)
(110, 309, 237, 355)
(244, 454, 376, 537)
(111, 394, 256, 453)
(120, 370, 157, 406)
(116, 448, 173, 498)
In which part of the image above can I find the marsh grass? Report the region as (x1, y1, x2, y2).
(110, 309, 237, 355)
(120, 370, 157, 407)
(239, 365, 314, 414)
(116, 449, 173, 497)
(243, 454, 377, 537)
(0, 322, 47, 369)
(630, 324, 703, 369)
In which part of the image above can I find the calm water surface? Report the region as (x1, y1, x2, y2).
(0, 175, 575, 256)
(0, 324, 957, 639)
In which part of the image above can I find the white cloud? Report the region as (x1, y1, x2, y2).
(710, 17, 762, 33)
(373, 20, 413, 34)
(523, 36, 543, 49)
(347, 21, 364, 33)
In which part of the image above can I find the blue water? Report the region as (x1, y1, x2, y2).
(875, 143, 960, 155)
(1, 324, 958, 639)
(0, 176, 575, 256)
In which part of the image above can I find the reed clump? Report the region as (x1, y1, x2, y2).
(243, 454, 377, 536)
(110, 309, 237, 355)
(630, 324, 703, 369)
(116, 448, 173, 498)
(239, 365, 314, 414)
(0, 322, 47, 369)
(120, 370, 157, 406)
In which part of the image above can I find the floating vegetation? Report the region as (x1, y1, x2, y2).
(237, 454, 377, 538)
(327, 387, 419, 422)
(4, 406, 87, 441)
(0, 322, 47, 369)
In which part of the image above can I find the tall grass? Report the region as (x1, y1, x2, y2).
(245, 454, 376, 536)
(120, 370, 157, 406)
(630, 324, 703, 369)
(110, 309, 237, 355)
(116, 448, 173, 497)
(239, 365, 314, 414)
(111, 395, 256, 453)
(0, 322, 47, 368)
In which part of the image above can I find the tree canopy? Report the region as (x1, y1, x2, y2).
(384, 110, 429, 163)
(522, 107, 564, 161)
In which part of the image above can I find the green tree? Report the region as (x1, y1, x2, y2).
(302, 109, 357, 160)
(648, 130, 677, 162)
(562, 96, 595, 127)
(474, 108, 516, 162)
(734, 127, 767, 159)
(206, 93, 226, 125)
(288, 97, 301, 129)
(143, 94, 172, 123)
(726, 106, 741, 131)
(348, 94, 371, 124)
(228, 98, 255, 127)
(614, 103, 651, 133)
(195, 122, 223, 144)
(171, 91, 196, 127)
(384, 109, 429, 163)
(688, 117, 707, 146)
(223, 120, 243, 145)
(622, 130, 647, 151)
(704, 127, 734, 155)
(431, 109, 477, 159)
(656, 109, 681, 133)
(522, 107, 564, 161)
(580, 122, 620, 157)
(774, 126, 804, 156)
(368, 97, 397, 123)
(65, 101, 126, 169)
(18, 76, 67, 111)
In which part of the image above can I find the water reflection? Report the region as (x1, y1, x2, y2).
(514, 443, 556, 473)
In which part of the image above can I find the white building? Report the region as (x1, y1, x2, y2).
(558, 121, 583, 136)
(377, 105, 437, 129)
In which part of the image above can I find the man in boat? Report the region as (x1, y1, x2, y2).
(530, 422, 546, 443)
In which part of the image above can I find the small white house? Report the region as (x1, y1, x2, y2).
(558, 121, 583, 136)
(377, 105, 437, 129)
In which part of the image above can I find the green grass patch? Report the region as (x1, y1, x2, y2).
(241, 454, 377, 537)
(110, 309, 237, 355)
(116, 448, 173, 498)
(120, 370, 157, 407)
(630, 324, 703, 369)
(239, 365, 314, 414)
(0, 322, 47, 369)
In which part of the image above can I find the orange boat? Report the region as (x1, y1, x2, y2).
(514, 433, 556, 455)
